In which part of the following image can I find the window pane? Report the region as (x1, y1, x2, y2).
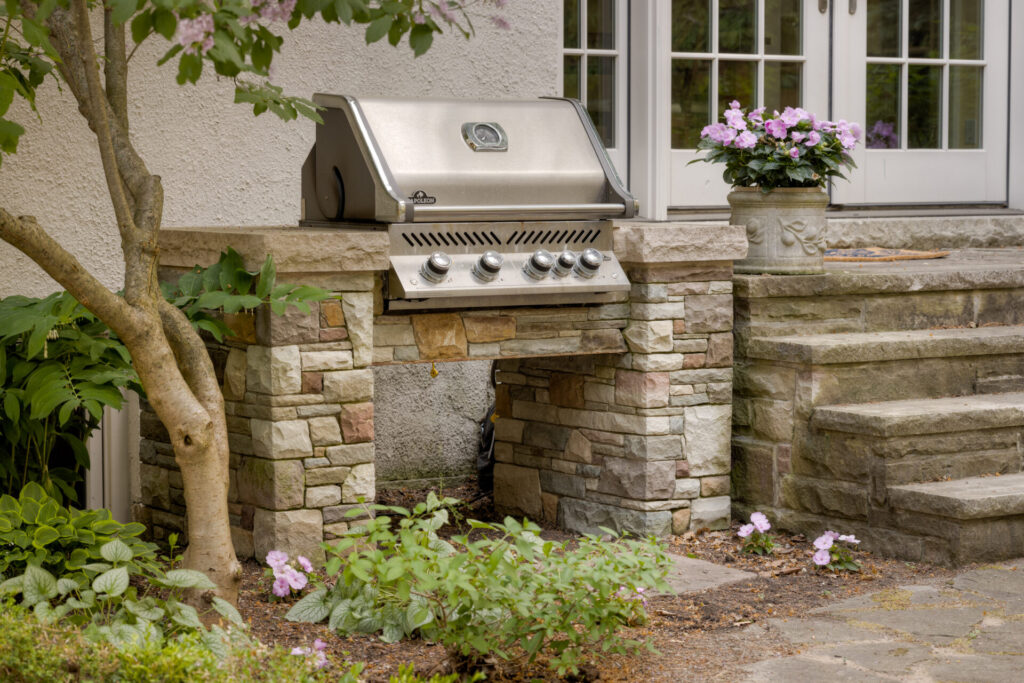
(564, 0, 580, 49)
(764, 0, 801, 56)
(672, 60, 711, 148)
(908, 64, 942, 148)
(949, 65, 983, 148)
(718, 60, 757, 114)
(673, 0, 710, 53)
(587, 0, 615, 49)
(564, 55, 581, 100)
(587, 55, 616, 147)
(908, 0, 942, 58)
(764, 61, 802, 114)
(719, 0, 757, 54)
(865, 63, 901, 148)
(867, 0, 901, 57)
(950, 0, 983, 60)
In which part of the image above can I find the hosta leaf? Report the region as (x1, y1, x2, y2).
(31, 525, 59, 549)
(163, 569, 217, 590)
(23, 565, 58, 605)
(211, 596, 244, 626)
(171, 603, 204, 630)
(56, 577, 81, 595)
(100, 539, 133, 563)
(285, 587, 331, 623)
(0, 575, 24, 596)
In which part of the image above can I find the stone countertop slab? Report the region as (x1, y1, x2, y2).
(613, 221, 748, 264)
(159, 225, 390, 273)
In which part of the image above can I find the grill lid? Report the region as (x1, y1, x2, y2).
(301, 94, 637, 224)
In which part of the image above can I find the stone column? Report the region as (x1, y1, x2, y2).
(492, 222, 747, 535)
(143, 226, 386, 562)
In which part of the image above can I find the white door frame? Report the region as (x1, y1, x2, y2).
(85, 393, 138, 521)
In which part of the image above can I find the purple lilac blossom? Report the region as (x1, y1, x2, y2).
(738, 524, 755, 538)
(298, 556, 314, 573)
(765, 118, 789, 139)
(813, 549, 832, 566)
(266, 550, 288, 570)
(813, 534, 834, 551)
(734, 131, 758, 148)
(177, 15, 215, 55)
(751, 512, 771, 533)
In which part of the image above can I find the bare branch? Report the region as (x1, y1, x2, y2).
(158, 300, 226, 414)
(0, 208, 134, 331)
(104, 11, 129, 133)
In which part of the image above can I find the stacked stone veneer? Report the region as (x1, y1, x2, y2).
(141, 222, 746, 559)
(491, 223, 748, 535)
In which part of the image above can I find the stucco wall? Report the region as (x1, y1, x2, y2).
(0, 6, 559, 491)
(0, 7, 560, 296)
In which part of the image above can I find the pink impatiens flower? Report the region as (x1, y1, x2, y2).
(737, 523, 755, 538)
(813, 534, 834, 551)
(725, 108, 748, 130)
(297, 555, 314, 573)
(272, 576, 291, 597)
(788, 146, 800, 159)
(282, 566, 308, 590)
(765, 118, 789, 139)
(813, 549, 831, 566)
(805, 130, 822, 146)
(734, 131, 758, 149)
(750, 512, 771, 533)
(838, 534, 861, 544)
(266, 550, 288, 570)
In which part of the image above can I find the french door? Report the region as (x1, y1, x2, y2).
(667, 0, 1009, 208)
(832, 0, 1008, 205)
(670, 1, 830, 207)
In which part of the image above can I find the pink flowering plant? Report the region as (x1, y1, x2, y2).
(736, 511, 775, 556)
(264, 550, 312, 599)
(690, 102, 861, 191)
(811, 530, 862, 572)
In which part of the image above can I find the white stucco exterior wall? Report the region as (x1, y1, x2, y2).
(0, 6, 560, 295)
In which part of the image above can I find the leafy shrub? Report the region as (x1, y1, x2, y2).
(0, 482, 157, 579)
(0, 291, 138, 502)
(287, 494, 671, 676)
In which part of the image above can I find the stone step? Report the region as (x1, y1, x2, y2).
(889, 473, 1024, 520)
(734, 249, 1024, 342)
(812, 393, 1024, 437)
(746, 325, 1024, 366)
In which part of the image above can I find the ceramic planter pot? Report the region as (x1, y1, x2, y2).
(728, 186, 829, 275)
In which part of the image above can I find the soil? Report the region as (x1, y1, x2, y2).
(239, 483, 960, 682)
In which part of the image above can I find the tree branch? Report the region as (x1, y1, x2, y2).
(104, 10, 129, 133)
(0, 208, 134, 330)
(158, 300, 226, 414)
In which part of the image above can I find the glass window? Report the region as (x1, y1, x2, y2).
(563, 0, 620, 149)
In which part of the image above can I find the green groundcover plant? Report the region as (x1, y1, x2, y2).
(286, 494, 671, 676)
(689, 101, 861, 191)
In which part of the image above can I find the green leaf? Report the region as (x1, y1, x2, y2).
(171, 603, 204, 630)
(108, 0, 139, 25)
(177, 52, 203, 85)
(100, 539, 134, 563)
(130, 10, 153, 45)
(31, 525, 59, 549)
(152, 8, 177, 40)
(23, 565, 58, 605)
(365, 15, 393, 43)
(285, 587, 331, 623)
(92, 566, 130, 597)
(409, 24, 433, 57)
(163, 568, 217, 590)
(56, 577, 81, 596)
(212, 596, 244, 626)
(0, 576, 24, 597)
(255, 256, 276, 299)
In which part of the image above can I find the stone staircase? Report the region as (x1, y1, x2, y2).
(731, 248, 1024, 564)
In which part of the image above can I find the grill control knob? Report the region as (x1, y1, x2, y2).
(574, 247, 603, 279)
(473, 250, 504, 282)
(524, 249, 555, 280)
(421, 251, 452, 283)
(554, 250, 576, 277)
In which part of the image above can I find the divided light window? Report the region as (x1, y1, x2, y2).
(563, 0, 619, 148)
(671, 0, 806, 148)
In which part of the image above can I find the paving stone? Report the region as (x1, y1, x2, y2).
(817, 641, 933, 675)
(920, 654, 1024, 682)
(596, 457, 675, 500)
(743, 655, 890, 682)
(765, 617, 880, 645)
(841, 606, 987, 645)
(663, 553, 754, 593)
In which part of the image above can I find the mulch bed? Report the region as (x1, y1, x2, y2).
(238, 483, 961, 682)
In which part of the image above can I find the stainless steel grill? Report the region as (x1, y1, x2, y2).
(300, 94, 637, 310)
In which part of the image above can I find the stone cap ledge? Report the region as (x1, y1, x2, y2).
(159, 226, 389, 273)
(888, 472, 1024, 520)
(613, 220, 747, 264)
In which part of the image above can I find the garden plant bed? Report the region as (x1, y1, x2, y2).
(238, 484, 961, 682)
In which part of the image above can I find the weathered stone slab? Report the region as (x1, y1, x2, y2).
(307, 416, 342, 446)
(253, 508, 325, 565)
(251, 419, 313, 459)
(412, 313, 468, 359)
(597, 457, 675, 500)
(888, 472, 1024, 520)
(342, 463, 375, 503)
(494, 464, 543, 520)
(339, 402, 374, 443)
(463, 315, 516, 342)
(622, 320, 674, 354)
(237, 457, 305, 509)
(559, 498, 672, 537)
(322, 369, 374, 403)
(663, 553, 754, 593)
(246, 345, 301, 395)
(341, 292, 374, 368)
(325, 442, 374, 466)
(812, 392, 1024, 437)
(684, 404, 732, 475)
(615, 370, 670, 408)
(222, 349, 247, 401)
(689, 495, 730, 530)
(613, 222, 747, 263)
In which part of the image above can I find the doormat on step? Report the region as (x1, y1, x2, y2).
(824, 247, 951, 262)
